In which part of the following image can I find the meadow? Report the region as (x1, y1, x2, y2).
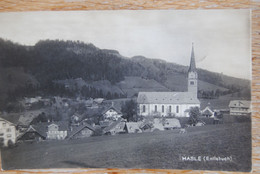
(1, 122, 251, 172)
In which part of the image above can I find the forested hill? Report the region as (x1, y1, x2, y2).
(0, 38, 250, 109)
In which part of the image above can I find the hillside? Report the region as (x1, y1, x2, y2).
(0, 38, 251, 110)
(117, 76, 170, 97)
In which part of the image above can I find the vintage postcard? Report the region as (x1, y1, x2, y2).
(0, 10, 251, 172)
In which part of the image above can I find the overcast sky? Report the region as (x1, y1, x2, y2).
(0, 10, 251, 79)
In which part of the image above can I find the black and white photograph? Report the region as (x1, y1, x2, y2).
(0, 10, 251, 172)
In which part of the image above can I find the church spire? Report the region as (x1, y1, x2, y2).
(188, 43, 196, 72)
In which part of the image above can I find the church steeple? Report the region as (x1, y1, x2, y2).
(188, 43, 198, 98)
(188, 43, 196, 73)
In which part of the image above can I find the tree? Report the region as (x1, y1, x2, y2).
(121, 100, 137, 122)
(188, 107, 200, 126)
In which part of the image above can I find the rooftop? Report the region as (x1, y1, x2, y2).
(137, 92, 200, 104)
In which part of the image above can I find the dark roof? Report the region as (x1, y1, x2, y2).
(67, 123, 96, 139)
(86, 107, 104, 117)
(32, 122, 49, 137)
(188, 43, 196, 73)
(0, 114, 20, 125)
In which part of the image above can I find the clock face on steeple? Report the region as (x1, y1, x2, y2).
(188, 72, 197, 79)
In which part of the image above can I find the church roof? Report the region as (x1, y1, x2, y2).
(188, 43, 196, 73)
(137, 92, 200, 104)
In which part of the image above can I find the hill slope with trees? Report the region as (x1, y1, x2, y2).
(0, 38, 251, 110)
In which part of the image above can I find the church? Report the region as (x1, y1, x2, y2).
(137, 44, 200, 117)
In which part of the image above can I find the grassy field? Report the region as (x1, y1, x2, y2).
(1, 122, 251, 172)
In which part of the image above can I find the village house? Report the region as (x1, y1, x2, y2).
(17, 125, 46, 142)
(144, 118, 181, 131)
(68, 123, 96, 139)
(102, 103, 123, 121)
(23, 96, 42, 108)
(126, 118, 181, 133)
(229, 100, 251, 115)
(46, 121, 68, 140)
(137, 44, 200, 117)
(125, 122, 142, 133)
(93, 98, 105, 105)
(161, 118, 181, 130)
(201, 106, 215, 117)
(103, 118, 126, 135)
(0, 117, 17, 147)
(71, 112, 86, 126)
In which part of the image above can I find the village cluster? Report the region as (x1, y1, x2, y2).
(0, 44, 251, 147)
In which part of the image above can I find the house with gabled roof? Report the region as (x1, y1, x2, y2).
(229, 100, 251, 115)
(102, 102, 123, 121)
(17, 125, 46, 142)
(201, 106, 215, 117)
(67, 123, 96, 139)
(46, 121, 68, 140)
(137, 44, 200, 117)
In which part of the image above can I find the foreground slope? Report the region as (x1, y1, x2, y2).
(2, 122, 251, 171)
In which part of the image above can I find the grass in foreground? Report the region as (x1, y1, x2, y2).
(1, 122, 251, 172)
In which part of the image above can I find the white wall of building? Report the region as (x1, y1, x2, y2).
(0, 120, 16, 146)
(139, 103, 200, 117)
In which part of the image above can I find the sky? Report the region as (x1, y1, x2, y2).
(0, 10, 251, 79)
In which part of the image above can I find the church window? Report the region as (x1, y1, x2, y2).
(142, 105, 146, 113)
(162, 105, 164, 113)
(190, 81, 194, 85)
(176, 106, 179, 113)
(155, 105, 157, 112)
(169, 106, 172, 113)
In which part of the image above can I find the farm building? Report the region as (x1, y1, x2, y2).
(229, 100, 251, 115)
(0, 117, 17, 147)
(137, 44, 200, 117)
